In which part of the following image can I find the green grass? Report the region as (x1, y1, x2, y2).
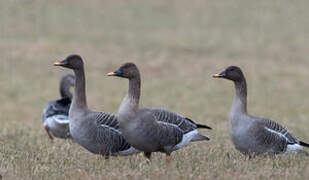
(1, 0, 309, 179)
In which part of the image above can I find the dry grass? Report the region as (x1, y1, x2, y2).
(1, 0, 309, 179)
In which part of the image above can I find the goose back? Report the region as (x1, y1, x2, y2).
(248, 116, 301, 153)
(43, 98, 71, 121)
(146, 108, 201, 133)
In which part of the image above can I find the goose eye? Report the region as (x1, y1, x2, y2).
(229, 68, 236, 73)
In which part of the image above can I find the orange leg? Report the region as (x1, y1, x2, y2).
(165, 154, 172, 163)
(144, 152, 152, 163)
(44, 125, 54, 140)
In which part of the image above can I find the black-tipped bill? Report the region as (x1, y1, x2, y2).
(107, 69, 122, 77)
(54, 59, 67, 66)
(213, 74, 223, 78)
(107, 72, 116, 76)
(212, 71, 226, 78)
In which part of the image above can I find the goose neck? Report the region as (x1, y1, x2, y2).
(232, 79, 247, 114)
(60, 79, 73, 99)
(118, 76, 140, 118)
(72, 68, 88, 109)
(128, 76, 141, 105)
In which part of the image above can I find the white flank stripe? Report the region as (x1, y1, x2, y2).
(100, 124, 121, 134)
(118, 147, 140, 156)
(264, 127, 289, 142)
(264, 127, 303, 152)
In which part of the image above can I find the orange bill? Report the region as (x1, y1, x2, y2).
(212, 74, 222, 78)
(107, 72, 116, 76)
(54, 62, 64, 66)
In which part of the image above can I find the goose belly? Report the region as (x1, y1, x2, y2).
(230, 124, 254, 153)
(231, 133, 253, 153)
(126, 136, 158, 152)
(231, 129, 271, 154)
(120, 125, 159, 152)
(69, 120, 104, 154)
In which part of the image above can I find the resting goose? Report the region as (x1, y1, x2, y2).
(213, 66, 309, 155)
(54, 55, 139, 157)
(42, 74, 75, 139)
(107, 62, 211, 161)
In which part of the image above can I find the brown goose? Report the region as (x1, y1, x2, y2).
(107, 62, 210, 161)
(42, 74, 75, 139)
(213, 66, 309, 155)
(54, 55, 139, 156)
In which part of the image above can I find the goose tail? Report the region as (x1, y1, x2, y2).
(300, 141, 309, 148)
(185, 118, 212, 129)
(196, 123, 212, 130)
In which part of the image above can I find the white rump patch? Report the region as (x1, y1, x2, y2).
(264, 127, 303, 152)
(175, 129, 199, 150)
(52, 115, 70, 124)
(287, 144, 303, 152)
(44, 115, 69, 128)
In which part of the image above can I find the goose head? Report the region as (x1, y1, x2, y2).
(54, 54, 84, 70)
(107, 62, 140, 79)
(213, 66, 244, 82)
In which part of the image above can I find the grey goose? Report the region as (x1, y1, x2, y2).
(42, 74, 75, 139)
(107, 62, 211, 161)
(213, 66, 309, 155)
(54, 55, 139, 157)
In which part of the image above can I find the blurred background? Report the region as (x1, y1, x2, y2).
(1, 0, 309, 179)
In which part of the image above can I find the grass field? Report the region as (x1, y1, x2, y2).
(1, 0, 309, 179)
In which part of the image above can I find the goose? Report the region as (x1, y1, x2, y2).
(107, 62, 211, 161)
(213, 66, 309, 155)
(54, 55, 139, 157)
(42, 74, 75, 139)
